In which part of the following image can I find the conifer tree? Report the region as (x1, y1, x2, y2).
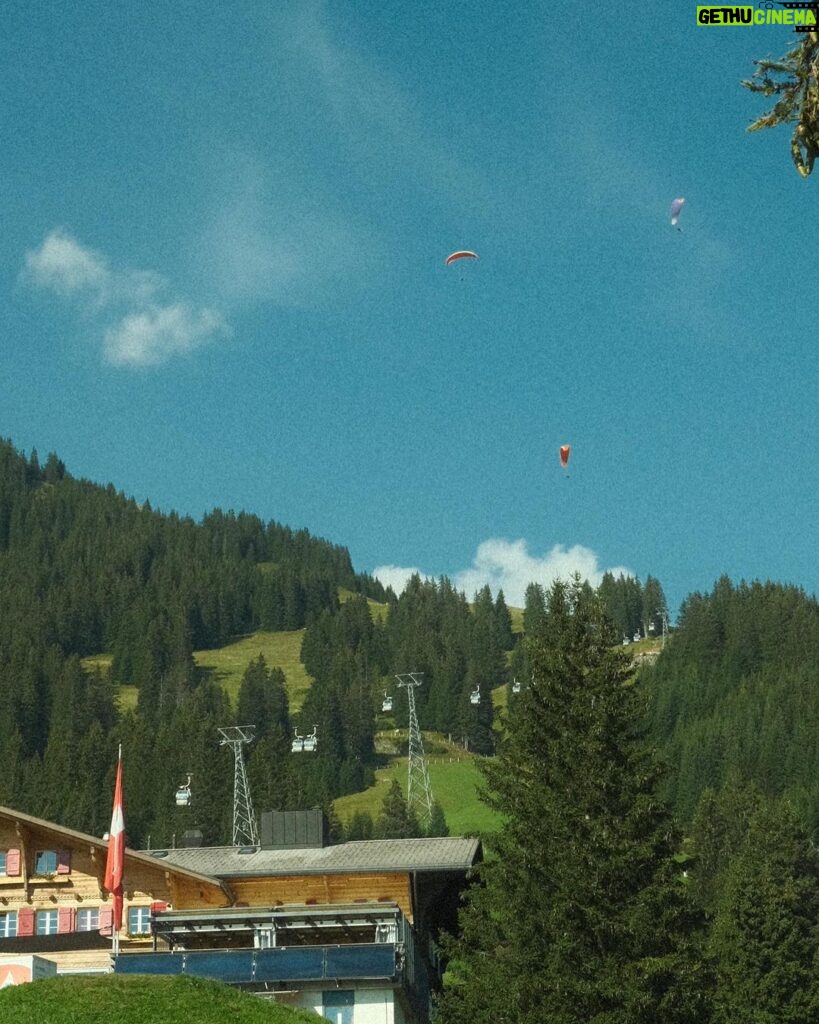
(345, 810, 374, 841)
(426, 799, 449, 838)
(709, 800, 819, 1023)
(437, 577, 710, 1024)
(376, 779, 421, 839)
(744, 31, 819, 178)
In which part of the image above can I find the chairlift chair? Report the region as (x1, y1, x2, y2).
(302, 726, 318, 753)
(511, 679, 521, 694)
(470, 687, 481, 706)
(381, 692, 393, 713)
(291, 729, 304, 754)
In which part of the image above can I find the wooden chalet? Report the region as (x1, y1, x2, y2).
(0, 806, 481, 1023)
(0, 805, 226, 974)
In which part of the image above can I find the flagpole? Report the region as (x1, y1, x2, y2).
(105, 744, 124, 962)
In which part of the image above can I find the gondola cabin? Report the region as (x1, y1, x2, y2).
(381, 693, 393, 713)
(175, 776, 192, 807)
(470, 687, 480, 706)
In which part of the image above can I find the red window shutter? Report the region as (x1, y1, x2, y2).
(56, 850, 71, 875)
(98, 907, 113, 936)
(58, 907, 75, 933)
(5, 849, 20, 876)
(150, 901, 168, 913)
(17, 907, 34, 936)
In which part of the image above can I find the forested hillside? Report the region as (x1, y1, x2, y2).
(0, 437, 671, 851)
(0, 439, 384, 844)
(644, 576, 819, 829)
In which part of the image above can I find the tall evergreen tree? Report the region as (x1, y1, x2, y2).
(438, 577, 710, 1024)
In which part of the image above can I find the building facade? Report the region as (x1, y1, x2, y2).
(0, 806, 480, 1023)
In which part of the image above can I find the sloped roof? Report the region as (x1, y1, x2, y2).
(0, 805, 224, 892)
(147, 836, 482, 879)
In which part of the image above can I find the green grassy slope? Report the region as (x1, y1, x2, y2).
(194, 630, 313, 711)
(82, 630, 316, 713)
(333, 745, 502, 836)
(0, 975, 318, 1024)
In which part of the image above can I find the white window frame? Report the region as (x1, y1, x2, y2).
(128, 906, 151, 935)
(36, 909, 59, 935)
(0, 911, 17, 938)
(77, 907, 100, 932)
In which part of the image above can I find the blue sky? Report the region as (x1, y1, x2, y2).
(2, 1, 815, 616)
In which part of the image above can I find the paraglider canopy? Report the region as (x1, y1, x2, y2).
(670, 197, 685, 227)
(559, 445, 571, 469)
(445, 250, 479, 265)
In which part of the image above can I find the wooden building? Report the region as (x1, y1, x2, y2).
(0, 806, 481, 1023)
(0, 805, 226, 974)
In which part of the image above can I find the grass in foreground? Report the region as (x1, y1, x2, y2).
(0, 974, 319, 1024)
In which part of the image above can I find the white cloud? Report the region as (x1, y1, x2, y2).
(454, 539, 632, 607)
(372, 564, 426, 595)
(375, 539, 633, 607)
(23, 230, 228, 367)
(24, 229, 110, 296)
(104, 303, 229, 367)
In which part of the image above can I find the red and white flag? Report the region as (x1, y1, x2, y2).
(104, 750, 125, 933)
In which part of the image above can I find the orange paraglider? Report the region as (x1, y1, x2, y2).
(445, 250, 479, 265)
(559, 445, 571, 469)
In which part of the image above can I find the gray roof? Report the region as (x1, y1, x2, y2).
(146, 836, 482, 879)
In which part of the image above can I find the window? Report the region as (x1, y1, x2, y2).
(128, 906, 151, 935)
(322, 990, 355, 1024)
(0, 912, 16, 938)
(0, 853, 6, 876)
(77, 908, 100, 932)
(36, 910, 58, 935)
(31, 850, 70, 876)
(34, 850, 58, 875)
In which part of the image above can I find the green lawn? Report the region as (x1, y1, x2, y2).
(194, 630, 313, 711)
(0, 974, 318, 1024)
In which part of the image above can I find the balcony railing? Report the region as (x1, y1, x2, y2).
(115, 942, 399, 984)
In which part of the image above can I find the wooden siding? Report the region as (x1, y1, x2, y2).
(228, 872, 414, 922)
(0, 818, 224, 932)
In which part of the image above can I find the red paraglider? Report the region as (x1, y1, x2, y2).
(559, 445, 571, 469)
(445, 250, 479, 265)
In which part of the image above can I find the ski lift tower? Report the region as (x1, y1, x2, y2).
(396, 673, 434, 827)
(218, 726, 259, 848)
(659, 608, 669, 649)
